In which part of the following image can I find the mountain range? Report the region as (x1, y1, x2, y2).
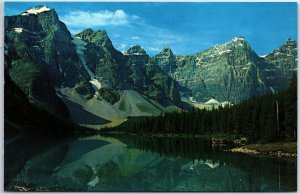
(4, 6, 297, 129)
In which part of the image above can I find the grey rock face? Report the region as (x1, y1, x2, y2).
(154, 37, 297, 103)
(4, 28, 69, 115)
(76, 29, 126, 90)
(5, 7, 91, 88)
(75, 29, 182, 106)
(4, 6, 94, 115)
(154, 46, 177, 74)
(264, 39, 297, 88)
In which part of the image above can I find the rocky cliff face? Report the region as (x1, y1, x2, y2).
(5, 6, 94, 100)
(154, 37, 297, 103)
(4, 6, 95, 115)
(124, 45, 181, 106)
(75, 29, 181, 106)
(75, 28, 126, 90)
(154, 46, 177, 74)
(4, 24, 68, 115)
(264, 39, 297, 88)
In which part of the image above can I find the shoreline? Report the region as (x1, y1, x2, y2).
(100, 131, 212, 138)
(227, 142, 297, 158)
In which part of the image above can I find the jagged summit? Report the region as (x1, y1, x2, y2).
(194, 37, 252, 61)
(125, 45, 147, 55)
(263, 38, 297, 86)
(78, 28, 94, 34)
(76, 29, 108, 41)
(21, 5, 51, 16)
(75, 28, 113, 49)
(225, 36, 249, 48)
(231, 36, 246, 41)
(159, 46, 174, 55)
(77, 28, 108, 36)
(154, 46, 176, 74)
(266, 38, 297, 57)
(284, 38, 297, 47)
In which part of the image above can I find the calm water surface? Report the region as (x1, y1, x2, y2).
(5, 134, 297, 191)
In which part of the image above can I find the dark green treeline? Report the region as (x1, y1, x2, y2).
(105, 74, 297, 143)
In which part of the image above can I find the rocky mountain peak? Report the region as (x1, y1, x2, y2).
(224, 36, 250, 49)
(125, 45, 147, 55)
(154, 46, 177, 74)
(284, 38, 297, 47)
(159, 46, 174, 56)
(76, 29, 112, 48)
(281, 39, 297, 52)
(263, 39, 297, 88)
(266, 38, 297, 58)
(194, 37, 253, 62)
(231, 36, 246, 42)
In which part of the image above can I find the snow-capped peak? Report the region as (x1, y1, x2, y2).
(21, 5, 51, 16)
(226, 36, 248, 48)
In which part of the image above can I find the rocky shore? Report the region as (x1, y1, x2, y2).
(228, 142, 297, 158)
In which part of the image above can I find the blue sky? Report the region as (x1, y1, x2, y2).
(5, 2, 298, 56)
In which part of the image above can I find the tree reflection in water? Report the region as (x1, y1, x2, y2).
(5, 134, 296, 192)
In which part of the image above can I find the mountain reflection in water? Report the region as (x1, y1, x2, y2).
(5, 134, 296, 191)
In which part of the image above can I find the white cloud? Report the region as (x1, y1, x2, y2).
(117, 43, 127, 50)
(61, 9, 129, 27)
(131, 36, 140, 40)
(132, 15, 141, 20)
(145, 46, 160, 52)
(61, 9, 186, 55)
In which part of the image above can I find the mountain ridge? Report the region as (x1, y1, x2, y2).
(4, 5, 297, 129)
(154, 36, 297, 103)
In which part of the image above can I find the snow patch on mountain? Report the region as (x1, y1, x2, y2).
(21, 6, 51, 16)
(90, 79, 102, 90)
(14, 28, 23, 33)
(232, 37, 245, 42)
(72, 36, 103, 92)
(196, 37, 249, 63)
(205, 98, 219, 105)
(71, 36, 94, 79)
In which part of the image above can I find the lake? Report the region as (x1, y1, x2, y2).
(4, 134, 297, 191)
